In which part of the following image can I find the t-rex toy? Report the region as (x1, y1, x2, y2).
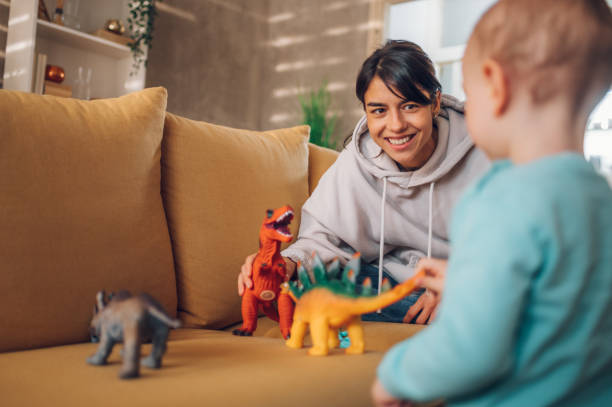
(285, 253, 424, 356)
(233, 205, 295, 339)
(86, 290, 181, 379)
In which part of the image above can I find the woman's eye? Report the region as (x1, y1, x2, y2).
(402, 103, 419, 111)
(370, 108, 385, 114)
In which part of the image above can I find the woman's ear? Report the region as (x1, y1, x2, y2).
(482, 58, 509, 116)
(432, 90, 442, 117)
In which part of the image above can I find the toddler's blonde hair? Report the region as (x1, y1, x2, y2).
(470, 0, 612, 112)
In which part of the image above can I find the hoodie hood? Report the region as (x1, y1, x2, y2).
(350, 94, 475, 188)
(282, 93, 490, 284)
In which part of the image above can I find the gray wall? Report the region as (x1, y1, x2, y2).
(260, 0, 371, 144)
(146, 0, 269, 131)
(146, 0, 374, 146)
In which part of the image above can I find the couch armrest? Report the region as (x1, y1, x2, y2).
(308, 143, 339, 195)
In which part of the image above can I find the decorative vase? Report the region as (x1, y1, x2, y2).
(105, 19, 125, 35)
(45, 65, 65, 83)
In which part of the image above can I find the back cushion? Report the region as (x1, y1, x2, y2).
(0, 88, 176, 352)
(162, 113, 310, 329)
(307, 143, 339, 194)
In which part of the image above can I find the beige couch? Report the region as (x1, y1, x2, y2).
(0, 87, 423, 406)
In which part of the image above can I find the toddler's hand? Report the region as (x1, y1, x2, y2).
(415, 257, 447, 297)
(371, 378, 413, 407)
(402, 258, 448, 324)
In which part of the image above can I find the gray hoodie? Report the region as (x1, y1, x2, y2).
(282, 95, 490, 285)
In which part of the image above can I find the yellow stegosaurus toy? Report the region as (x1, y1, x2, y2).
(285, 253, 423, 356)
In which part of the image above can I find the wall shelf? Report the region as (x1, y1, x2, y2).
(36, 19, 131, 59)
(5, 0, 143, 97)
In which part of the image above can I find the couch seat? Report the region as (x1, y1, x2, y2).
(0, 323, 423, 407)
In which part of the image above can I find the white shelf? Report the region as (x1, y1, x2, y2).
(5, 0, 144, 96)
(36, 19, 131, 59)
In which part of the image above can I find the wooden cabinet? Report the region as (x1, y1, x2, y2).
(4, 0, 145, 98)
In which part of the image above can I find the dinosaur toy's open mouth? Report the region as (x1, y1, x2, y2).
(273, 209, 294, 237)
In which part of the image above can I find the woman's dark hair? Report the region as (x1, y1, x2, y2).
(356, 40, 441, 106)
(344, 40, 442, 148)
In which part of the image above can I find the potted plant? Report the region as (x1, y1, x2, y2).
(299, 81, 338, 150)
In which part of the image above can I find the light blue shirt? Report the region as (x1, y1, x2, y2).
(378, 154, 612, 406)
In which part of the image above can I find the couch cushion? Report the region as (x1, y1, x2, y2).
(161, 114, 310, 329)
(0, 88, 176, 353)
(307, 143, 339, 194)
(0, 327, 421, 406)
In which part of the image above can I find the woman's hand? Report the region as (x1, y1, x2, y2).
(237, 253, 257, 296)
(371, 379, 412, 407)
(402, 258, 448, 324)
(237, 254, 297, 296)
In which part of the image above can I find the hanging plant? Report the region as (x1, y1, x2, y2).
(127, 0, 162, 75)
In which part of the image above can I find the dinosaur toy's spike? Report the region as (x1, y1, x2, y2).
(288, 281, 302, 300)
(342, 268, 357, 284)
(326, 257, 341, 279)
(311, 252, 327, 284)
(381, 278, 392, 293)
(297, 262, 312, 290)
(342, 253, 361, 280)
(341, 267, 357, 296)
(361, 277, 373, 296)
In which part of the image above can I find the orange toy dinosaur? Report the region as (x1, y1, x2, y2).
(233, 205, 295, 339)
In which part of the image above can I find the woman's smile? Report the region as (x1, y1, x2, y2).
(386, 133, 417, 149)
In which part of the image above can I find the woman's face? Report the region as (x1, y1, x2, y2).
(364, 76, 440, 170)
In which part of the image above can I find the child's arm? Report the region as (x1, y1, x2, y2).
(402, 258, 447, 323)
(414, 258, 447, 296)
(376, 190, 542, 403)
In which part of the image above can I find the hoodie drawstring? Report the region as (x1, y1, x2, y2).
(428, 182, 435, 258)
(376, 179, 435, 313)
(376, 176, 388, 312)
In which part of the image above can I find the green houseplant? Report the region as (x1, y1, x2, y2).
(127, 0, 162, 74)
(299, 82, 337, 150)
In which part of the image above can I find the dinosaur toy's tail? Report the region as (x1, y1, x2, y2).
(352, 270, 425, 315)
(148, 306, 182, 329)
(288, 252, 425, 316)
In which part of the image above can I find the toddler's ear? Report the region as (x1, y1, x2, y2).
(482, 58, 509, 116)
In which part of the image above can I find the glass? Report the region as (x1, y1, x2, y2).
(73, 66, 92, 100)
(63, 0, 81, 30)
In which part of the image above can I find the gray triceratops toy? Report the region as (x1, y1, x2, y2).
(86, 290, 181, 379)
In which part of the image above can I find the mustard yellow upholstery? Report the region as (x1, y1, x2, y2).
(0, 90, 426, 407)
(0, 88, 176, 352)
(227, 317, 424, 353)
(161, 113, 310, 329)
(307, 143, 339, 194)
(0, 324, 422, 407)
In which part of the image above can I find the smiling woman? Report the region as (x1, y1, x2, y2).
(238, 40, 490, 325)
(356, 41, 441, 171)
